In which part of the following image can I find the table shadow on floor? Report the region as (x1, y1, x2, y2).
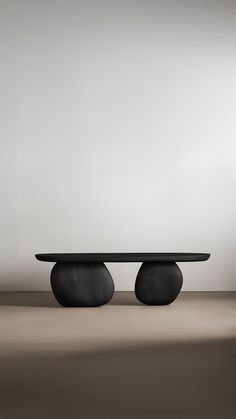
(0, 291, 141, 307)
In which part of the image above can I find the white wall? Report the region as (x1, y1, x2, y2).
(1, 0, 236, 291)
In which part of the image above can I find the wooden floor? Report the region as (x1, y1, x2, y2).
(0, 291, 235, 419)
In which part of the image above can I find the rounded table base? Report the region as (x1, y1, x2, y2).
(50, 262, 114, 307)
(135, 262, 183, 305)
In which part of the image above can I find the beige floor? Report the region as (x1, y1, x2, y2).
(0, 291, 235, 419)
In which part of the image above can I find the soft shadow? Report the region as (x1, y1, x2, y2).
(0, 292, 59, 307)
(0, 338, 235, 419)
(109, 291, 141, 306)
(0, 291, 141, 307)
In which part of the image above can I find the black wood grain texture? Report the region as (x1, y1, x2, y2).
(135, 262, 183, 305)
(50, 262, 114, 307)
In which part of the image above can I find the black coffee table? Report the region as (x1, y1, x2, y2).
(35, 253, 210, 307)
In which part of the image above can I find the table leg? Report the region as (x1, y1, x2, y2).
(135, 262, 183, 305)
(50, 262, 114, 307)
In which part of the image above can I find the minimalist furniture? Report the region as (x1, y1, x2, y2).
(35, 253, 210, 307)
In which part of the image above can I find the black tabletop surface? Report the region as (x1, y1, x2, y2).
(35, 253, 210, 263)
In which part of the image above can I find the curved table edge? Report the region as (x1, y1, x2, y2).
(35, 253, 211, 263)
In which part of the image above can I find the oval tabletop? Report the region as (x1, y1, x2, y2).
(35, 253, 210, 263)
